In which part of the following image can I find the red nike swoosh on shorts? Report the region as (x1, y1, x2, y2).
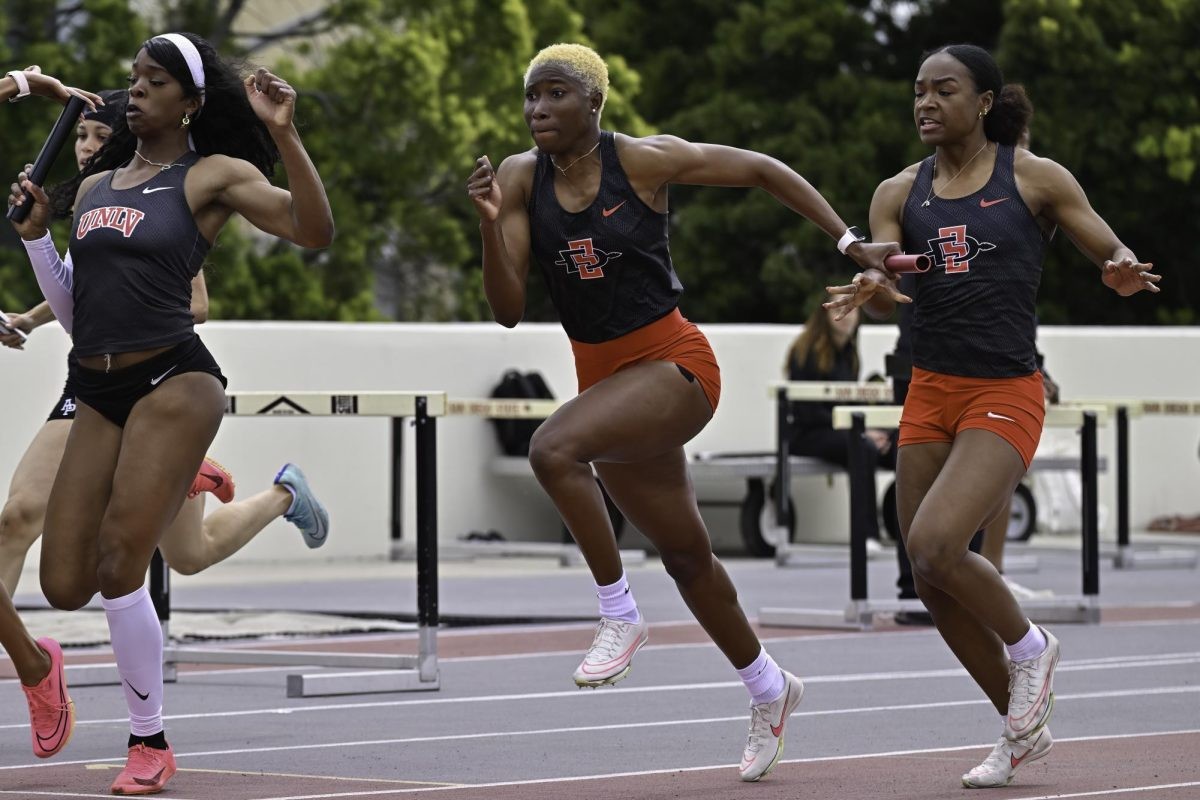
(979, 197, 1010, 208)
(602, 201, 626, 217)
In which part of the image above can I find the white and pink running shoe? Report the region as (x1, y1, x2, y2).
(572, 617, 648, 688)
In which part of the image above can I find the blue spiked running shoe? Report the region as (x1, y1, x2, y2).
(274, 463, 330, 548)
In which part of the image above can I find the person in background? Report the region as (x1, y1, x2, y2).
(786, 299, 893, 557)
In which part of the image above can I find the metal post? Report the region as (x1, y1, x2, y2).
(415, 396, 439, 681)
(149, 548, 176, 681)
(1081, 411, 1100, 597)
(149, 549, 170, 622)
(1116, 405, 1130, 551)
(774, 387, 791, 528)
(848, 412, 868, 601)
(389, 416, 405, 560)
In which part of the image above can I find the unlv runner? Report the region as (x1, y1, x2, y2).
(3, 88, 330, 687)
(827, 44, 1160, 789)
(467, 43, 898, 782)
(10, 32, 332, 795)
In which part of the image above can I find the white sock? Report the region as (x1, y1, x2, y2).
(737, 647, 786, 705)
(596, 573, 640, 623)
(1005, 622, 1047, 662)
(101, 585, 164, 737)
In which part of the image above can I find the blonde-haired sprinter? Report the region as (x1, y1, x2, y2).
(467, 43, 904, 781)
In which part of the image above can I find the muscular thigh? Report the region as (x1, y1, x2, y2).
(904, 429, 1026, 550)
(103, 373, 225, 548)
(41, 405, 123, 589)
(7, 420, 72, 501)
(594, 448, 707, 551)
(538, 361, 712, 464)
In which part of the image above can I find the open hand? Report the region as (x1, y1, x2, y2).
(824, 269, 912, 321)
(1102, 256, 1160, 297)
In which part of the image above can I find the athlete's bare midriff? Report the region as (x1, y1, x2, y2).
(76, 344, 173, 372)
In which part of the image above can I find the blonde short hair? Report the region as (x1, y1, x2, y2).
(524, 43, 609, 112)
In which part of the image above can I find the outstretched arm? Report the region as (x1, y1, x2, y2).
(824, 171, 915, 320)
(0, 65, 102, 107)
(211, 69, 334, 249)
(622, 134, 899, 272)
(1024, 155, 1160, 297)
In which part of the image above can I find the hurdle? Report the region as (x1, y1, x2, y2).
(66, 391, 446, 695)
(759, 403, 1107, 630)
(56, 391, 446, 697)
(764, 382, 894, 565)
(1073, 398, 1200, 570)
(388, 396, 647, 567)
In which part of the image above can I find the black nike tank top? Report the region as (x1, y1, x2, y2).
(69, 151, 210, 357)
(901, 144, 1046, 378)
(528, 131, 683, 344)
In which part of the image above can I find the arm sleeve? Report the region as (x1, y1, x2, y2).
(21, 232, 74, 334)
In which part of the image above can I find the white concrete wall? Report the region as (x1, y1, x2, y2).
(2, 322, 1198, 563)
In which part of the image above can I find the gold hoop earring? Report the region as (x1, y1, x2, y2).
(182, 113, 191, 127)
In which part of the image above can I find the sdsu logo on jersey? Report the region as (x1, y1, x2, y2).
(555, 238, 622, 280)
(923, 225, 996, 274)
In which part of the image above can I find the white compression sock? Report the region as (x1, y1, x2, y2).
(1005, 622, 1047, 662)
(101, 585, 165, 737)
(596, 572, 640, 623)
(737, 647, 786, 705)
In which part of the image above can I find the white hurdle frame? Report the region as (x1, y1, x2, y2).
(389, 397, 647, 567)
(1070, 398, 1200, 570)
(760, 402, 1107, 630)
(62, 391, 448, 697)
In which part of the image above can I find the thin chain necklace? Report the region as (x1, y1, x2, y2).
(922, 141, 990, 207)
(135, 149, 186, 171)
(551, 139, 600, 176)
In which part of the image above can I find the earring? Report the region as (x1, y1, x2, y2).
(181, 113, 191, 127)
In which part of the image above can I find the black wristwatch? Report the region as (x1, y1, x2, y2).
(836, 226, 867, 254)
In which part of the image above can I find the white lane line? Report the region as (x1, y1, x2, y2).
(2, 686, 1197, 772)
(222, 729, 1200, 799)
(1, 650, 1197, 734)
(0, 793, 200, 800)
(1008, 782, 1200, 799)
(3, 617, 1198, 685)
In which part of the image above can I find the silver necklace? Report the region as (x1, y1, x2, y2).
(922, 141, 990, 207)
(551, 139, 600, 176)
(135, 149, 186, 171)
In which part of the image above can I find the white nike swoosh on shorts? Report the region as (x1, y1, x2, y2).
(142, 186, 173, 194)
(986, 411, 1016, 422)
(150, 365, 178, 385)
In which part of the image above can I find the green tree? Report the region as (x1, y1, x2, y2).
(998, 0, 1199, 324)
(579, 0, 914, 324)
(0, 0, 147, 315)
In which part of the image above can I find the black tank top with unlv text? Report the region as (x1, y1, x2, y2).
(69, 151, 209, 357)
(528, 131, 683, 343)
(901, 144, 1046, 378)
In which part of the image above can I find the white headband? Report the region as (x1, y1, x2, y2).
(154, 33, 205, 107)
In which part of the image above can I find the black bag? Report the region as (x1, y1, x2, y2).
(490, 370, 555, 456)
